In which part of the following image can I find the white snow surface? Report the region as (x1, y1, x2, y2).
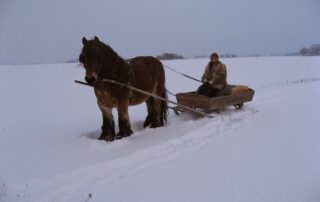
(0, 56, 320, 202)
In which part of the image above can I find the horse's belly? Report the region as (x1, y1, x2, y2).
(129, 92, 150, 105)
(94, 88, 149, 107)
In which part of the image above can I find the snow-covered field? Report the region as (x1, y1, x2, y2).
(0, 56, 319, 202)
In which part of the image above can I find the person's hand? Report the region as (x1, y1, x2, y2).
(203, 78, 213, 85)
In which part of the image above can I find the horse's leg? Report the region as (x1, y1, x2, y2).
(144, 97, 154, 128)
(97, 102, 115, 141)
(116, 101, 133, 139)
(144, 96, 162, 128)
(150, 98, 163, 128)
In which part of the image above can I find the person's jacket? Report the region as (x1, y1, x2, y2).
(201, 61, 227, 89)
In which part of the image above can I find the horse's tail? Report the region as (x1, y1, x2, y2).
(160, 88, 169, 126)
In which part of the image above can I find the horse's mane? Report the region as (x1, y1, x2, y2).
(97, 41, 124, 65)
(95, 40, 132, 81)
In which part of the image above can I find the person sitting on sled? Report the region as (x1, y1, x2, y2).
(197, 52, 228, 97)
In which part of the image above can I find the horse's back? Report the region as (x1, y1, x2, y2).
(129, 56, 165, 84)
(130, 56, 163, 70)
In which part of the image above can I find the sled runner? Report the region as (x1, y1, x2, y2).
(173, 87, 255, 114)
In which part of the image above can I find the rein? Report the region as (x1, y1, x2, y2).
(162, 64, 203, 83)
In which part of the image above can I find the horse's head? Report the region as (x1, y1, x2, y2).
(79, 36, 102, 85)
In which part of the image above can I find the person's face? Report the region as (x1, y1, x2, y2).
(210, 56, 218, 62)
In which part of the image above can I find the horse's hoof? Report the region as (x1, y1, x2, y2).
(98, 135, 106, 140)
(98, 135, 114, 141)
(105, 135, 115, 142)
(116, 130, 133, 139)
(143, 122, 150, 128)
(150, 121, 161, 128)
(114, 135, 123, 140)
(127, 129, 133, 136)
(143, 115, 152, 128)
(144, 116, 162, 128)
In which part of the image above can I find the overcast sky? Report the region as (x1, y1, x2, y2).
(0, 0, 319, 64)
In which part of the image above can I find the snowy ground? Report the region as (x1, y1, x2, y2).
(0, 56, 319, 202)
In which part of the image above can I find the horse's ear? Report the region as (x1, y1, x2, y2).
(94, 36, 100, 42)
(82, 37, 88, 45)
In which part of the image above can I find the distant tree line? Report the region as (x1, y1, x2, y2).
(156, 53, 184, 60)
(299, 44, 320, 56)
(194, 55, 206, 59)
(220, 54, 237, 58)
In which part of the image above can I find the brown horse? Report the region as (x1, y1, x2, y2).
(79, 36, 168, 141)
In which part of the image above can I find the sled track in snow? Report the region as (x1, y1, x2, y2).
(10, 107, 258, 202)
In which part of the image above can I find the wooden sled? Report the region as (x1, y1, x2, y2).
(173, 86, 255, 115)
